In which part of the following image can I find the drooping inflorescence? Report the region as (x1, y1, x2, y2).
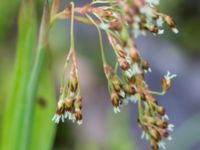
(51, 0, 178, 149)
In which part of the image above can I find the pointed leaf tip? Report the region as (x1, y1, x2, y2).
(38, 0, 50, 50)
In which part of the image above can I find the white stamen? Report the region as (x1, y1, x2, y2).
(129, 94, 139, 103)
(158, 141, 166, 149)
(172, 28, 179, 34)
(165, 71, 177, 81)
(146, 0, 160, 5)
(158, 29, 164, 35)
(125, 69, 134, 78)
(157, 16, 164, 27)
(168, 124, 175, 132)
(77, 120, 83, 125)
(132, 63, 142, 75)
(168, 136, 173, 141)
(64, 111, 69, 118)
(52, 114, 61, 124)
(70, 92, 75, 98)
(141, 131, 146, 139)
(163, 114, 169, 120)
(100, 22, 109, 30)
(68, 113, 76, 122)
(145, 133, 149, 140)
(61, 115, 65, 122)
(119, 90, 125, 98)
(113, 107, 121, 114)
(148, 68, 152, 72)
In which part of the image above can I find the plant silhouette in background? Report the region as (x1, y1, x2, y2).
(50, 0, 178, 149)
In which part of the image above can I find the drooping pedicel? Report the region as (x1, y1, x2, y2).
(51, 0, 178, 149)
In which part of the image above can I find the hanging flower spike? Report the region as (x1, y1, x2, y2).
(52, 2, 83, 125)
(104, 64, 125, 113)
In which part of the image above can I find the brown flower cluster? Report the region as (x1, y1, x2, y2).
(52, 48, 83, 125)
(51, 0, 178, 149)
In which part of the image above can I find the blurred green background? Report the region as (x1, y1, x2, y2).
(0, 0, 200, 150)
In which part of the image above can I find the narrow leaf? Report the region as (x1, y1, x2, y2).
(0, 0, 37, 149)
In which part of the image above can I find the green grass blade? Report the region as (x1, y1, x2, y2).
(0, 0, 37, 149)
(30, 63, 56, 150)
(20, 1, 54, 149)
(1, 1, 56, 150)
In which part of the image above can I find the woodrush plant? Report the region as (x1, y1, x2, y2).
(48, 0, 179, 149)
(43, 0, 177, 150)
(49, 0, 178, 149)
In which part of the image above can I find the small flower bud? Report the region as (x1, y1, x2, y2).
(164, 16, 176, 28)
(75, 108, 83, 122)
(156, 106, 165, 116)
(128, 76, 136, 83)
(142, 61, 150, 71)
(143, 116, 156, 124)
(123, 84, 136, 95)
(112, 77, 122, 92)
(74, 96, 82, 109)
(158, 128, 169, 138)
(156, 119, 168, 129)
(116, 44, 126, 58)
(56, 105, 65, 115)
(129, 47, 140, 63)
(118, 58, 130, 70)
(65, 98, 74, 111)
(162, 78, 171, 91)
(149, 128, 161, 142)
(103, 10, 113, 18)
(111, 92, 120, 107)
(109, 19, 122, 31)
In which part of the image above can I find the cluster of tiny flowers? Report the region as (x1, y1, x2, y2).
(52, 49, 83, 125)
(51, 0, 178, 149)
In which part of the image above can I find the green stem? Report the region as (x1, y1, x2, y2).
(114, 62, 118, 71)
(86, 14, 107, 65)
(150, 90, 166, 96)
(70, 2, 75, 50)
(138, 99, 144, 122)
(61, 2, 76, 98)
